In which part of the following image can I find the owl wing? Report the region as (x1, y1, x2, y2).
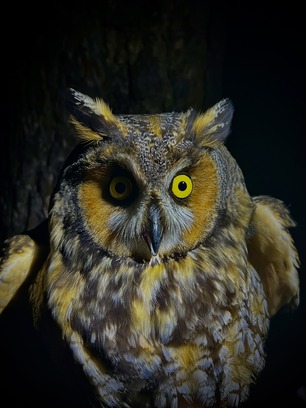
(247, 195, 300, 317)
(0, 220, 49, 314)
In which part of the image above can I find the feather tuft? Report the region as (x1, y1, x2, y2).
(64, 88, 127, 142)
(193, 98, 234, 148)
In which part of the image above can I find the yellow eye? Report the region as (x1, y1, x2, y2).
(171, 174, 193, 199)
(109, 176, 133, 200)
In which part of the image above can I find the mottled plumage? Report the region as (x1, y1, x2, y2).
(0, 89, 300, 407)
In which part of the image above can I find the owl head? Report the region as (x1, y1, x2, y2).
(49, 89, 250, 264)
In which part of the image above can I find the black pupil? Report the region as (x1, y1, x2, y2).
(115, 182, 126, 194)
(178, 181, 187, 191)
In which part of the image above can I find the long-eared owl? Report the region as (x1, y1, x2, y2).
(0, 89, 300, 407)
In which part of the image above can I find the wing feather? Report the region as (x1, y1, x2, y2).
(247, 196, 300, 317)
(0, 222, 49, 314)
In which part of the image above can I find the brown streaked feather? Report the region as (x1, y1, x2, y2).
(247, 195, 300, 317)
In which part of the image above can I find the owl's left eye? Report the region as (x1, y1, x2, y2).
(171, 174, 193, 199)
(109, 176, 133, 200)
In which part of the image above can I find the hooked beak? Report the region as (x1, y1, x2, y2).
(143, 204, 162, 257)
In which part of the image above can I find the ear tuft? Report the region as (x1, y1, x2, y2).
(193, 98, 234, 148)
(64, 88, 126, 142)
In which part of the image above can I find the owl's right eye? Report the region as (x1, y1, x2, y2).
(109, 176, 133, 201)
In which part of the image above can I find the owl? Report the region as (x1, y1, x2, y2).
(0, 89, 300, 408)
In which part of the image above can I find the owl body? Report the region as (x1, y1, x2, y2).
(0, 90, 299, 407)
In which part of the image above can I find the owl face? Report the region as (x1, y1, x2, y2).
(50, 89, 237, 263)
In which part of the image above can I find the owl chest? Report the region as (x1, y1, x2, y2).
(72, 284, 214, 385)
(73, 276, 199, 350)
(47, 254, 269, 406)
(70, 278, 267, 405)
(69, 263, 241, 370)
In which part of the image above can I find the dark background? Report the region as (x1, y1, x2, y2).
(1, 2, 305, 407)
(223, 3, 306, 407)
